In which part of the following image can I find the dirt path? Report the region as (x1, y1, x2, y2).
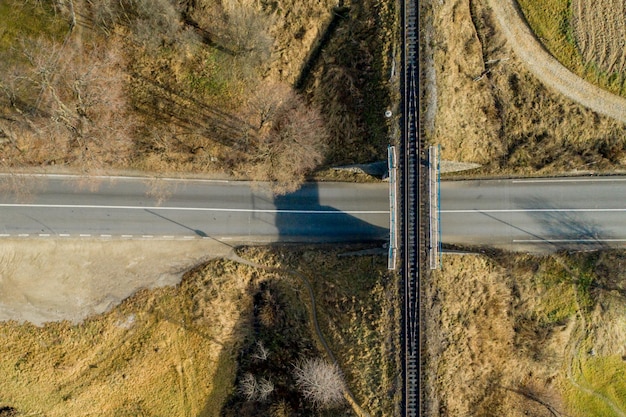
(229, 253, 371, 417)
(486, 0, 626, 124)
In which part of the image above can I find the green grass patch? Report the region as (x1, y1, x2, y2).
(517, 0, 626, 96)
(185, 51, 233, 101)
(0, 1, 68, 52)
(564, 355, 626, 417)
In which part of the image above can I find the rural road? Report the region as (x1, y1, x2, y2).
(0, 175, 389, 243)
(3, 174, 626, 252)
(442, 176, 626, 251)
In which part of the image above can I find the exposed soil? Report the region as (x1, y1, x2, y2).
(0, 238, 233, 325)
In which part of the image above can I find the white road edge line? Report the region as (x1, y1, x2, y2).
(0, 234, 10, 237)
(39, 234, 50, 237)
(0, 173, 230, 183)
(60, 233, 70, 237)
(0, 203, 388, 214)
(512, 178, 626, 183)
(442, 208, 626, 213)
(513, 238, 626, 243)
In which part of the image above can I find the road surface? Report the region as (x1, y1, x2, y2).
(0, 175, 389, 243)
(4, 174, 626, 252)
(442, 176, 626, 251)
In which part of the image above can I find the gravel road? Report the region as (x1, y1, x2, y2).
(487, 0, 626, 124)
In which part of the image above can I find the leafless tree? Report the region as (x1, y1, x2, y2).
(0, 33, 137, 172)
(239, 372, 257, 401)
(251, 340, 269, 361)
(88, 0, 181, 47)
(293, 358, 346, 409)
(221, 0, 274, 61)
(244, 82, 328, 195)
(256, 377, 274, 401)
(239, 372, 274, 402)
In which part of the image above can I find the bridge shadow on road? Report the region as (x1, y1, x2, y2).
(273, 182, 388, 243)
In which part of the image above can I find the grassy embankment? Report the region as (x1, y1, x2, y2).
(0, 0, 398, 184)
(429, 0, 626, 177)
(0, 246, 397, 416)
(516, 0, 626, 97)
(429, 251, 626, 417)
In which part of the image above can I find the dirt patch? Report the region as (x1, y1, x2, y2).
(0, 238, 233, 325)
(571, 0, 626, 76)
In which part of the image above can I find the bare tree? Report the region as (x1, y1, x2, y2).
(221, 0, 274, 60)
(293, 358, 346, 409)
(256, 377, 274, 401)
(88, 0, 182, 47)
(239, 372, 257, 401)
(3, 36, 136, 171)
(251, 340, 269, 361)
(239, 372, 274, 402)
(244, 82, 328, 195)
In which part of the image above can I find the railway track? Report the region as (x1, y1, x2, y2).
(400, 0, 429, 415)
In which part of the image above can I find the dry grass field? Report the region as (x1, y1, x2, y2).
(571, 0, 626, 77)
(427, 252, 626, 417)
(517, 0, 626, 97)
(428, 0, 626, 175)
(0, 258, 252, 417)
(0, 245, 398, 416)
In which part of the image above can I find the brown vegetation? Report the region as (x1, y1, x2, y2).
(427, 250, 626, 416)
(0, 0, 398, 191)
(0, 35, 134, 170)
(427, 0, 626, 176)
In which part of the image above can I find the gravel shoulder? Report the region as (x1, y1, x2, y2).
(487, 0, 626, 124)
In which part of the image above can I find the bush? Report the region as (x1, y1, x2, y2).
(293, 358, 345, 409)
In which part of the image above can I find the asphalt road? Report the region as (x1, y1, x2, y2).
(441, 177, 626, 251)
(0, 175, 389, 243)
(4, 174, 626, 252)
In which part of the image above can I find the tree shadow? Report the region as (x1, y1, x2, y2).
(144, 209, 208, 238)
(294, 5, 350, 90)
(513, 196, 611, 251)
(131, 73, 251, 150)
(181, 15, 237, 56)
